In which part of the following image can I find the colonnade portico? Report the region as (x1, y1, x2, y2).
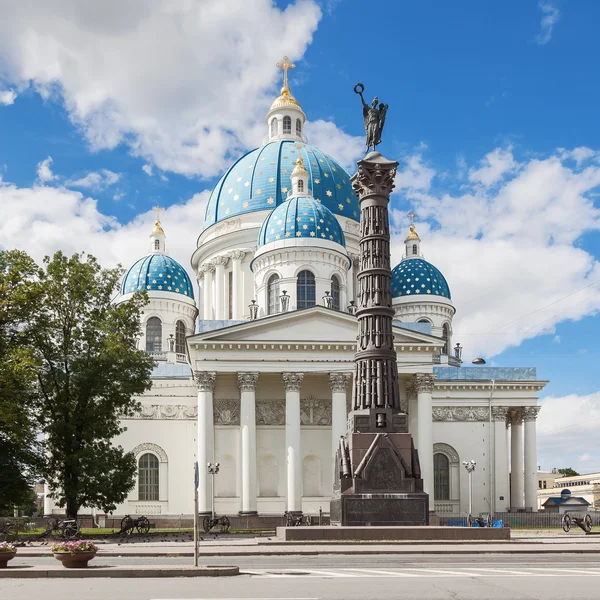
(509, 406, 541, 511)
(194, 369, 351, 514)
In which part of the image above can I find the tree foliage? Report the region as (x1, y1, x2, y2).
(0, 250, 42, 511)
(558, 468, 580, 477)
(1, 249, 154, 517)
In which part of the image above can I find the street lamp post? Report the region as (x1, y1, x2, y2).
(463, 460, 476, 516)
(207, 462, 220, 520)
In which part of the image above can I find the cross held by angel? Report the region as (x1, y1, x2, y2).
(354, 83, 388, 152)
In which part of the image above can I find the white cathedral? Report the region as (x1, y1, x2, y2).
(45, 61, 545, 520)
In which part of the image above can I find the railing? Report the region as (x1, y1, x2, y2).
(176, 353, 187, 363)
(432, 353, 441, 364)
(434, 501, 460, 514)
(439, 511, 600, 529)
(448, 356, 462, 367)
(149, 351, 167, 361)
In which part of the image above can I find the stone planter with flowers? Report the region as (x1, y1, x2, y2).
(52, 540, 98, 568)
(0, 542, 17, 568)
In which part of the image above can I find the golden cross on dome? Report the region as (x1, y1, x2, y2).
(153, 205, 162, 223)
(276, 55, 296, 92)
(407, 210, 417, 225)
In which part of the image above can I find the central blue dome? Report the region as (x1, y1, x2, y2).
(204, 140, 359, 229)
(120, 254, 194, 300)
(391, 258, 451, 300)
(257, 196, 346, 247)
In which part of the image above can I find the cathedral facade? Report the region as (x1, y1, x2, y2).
(45, 63, 545, 520)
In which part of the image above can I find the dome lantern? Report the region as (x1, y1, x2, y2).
(404, 211, 421, 258)
(266, 56, 306, 142)
(150, 206, 166, 254)
(290, 157, 310, 197)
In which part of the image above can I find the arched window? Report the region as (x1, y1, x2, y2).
(297, 179, 304, 192)
(417, 318, 430, 324)
(296, 118, 302, 137)
(433, 453, 450, 500)
(412, 243, 418, 255)
(270, 118, 277, 137)
(138, 453, 159, 501)
(442, 323, 450, 355)
(331, 275, 340, 310)
(146, 317, 162, 352)
(154, 239, 160, 250)
(175, 320, 186, 355)
(283, 115, 291, 134)
(267, 274, 280, 315)
(297, 270, 316, 309)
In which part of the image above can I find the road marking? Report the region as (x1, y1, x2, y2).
(403, 568, 482, 577)
(343, 568, 419, 577)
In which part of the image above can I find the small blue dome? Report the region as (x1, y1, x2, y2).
(561, 488, 572, 497)
(204, 140, 359, 229)
(121, 254, 194, 300)
(257, 196, 346, 247)
(391, 258, 451, 300)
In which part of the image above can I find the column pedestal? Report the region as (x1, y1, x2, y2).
(238, 372, 258, 515)
(283, 372, 303, 514)
(194, 371, 216, 515)
(510, 409, 524, 510)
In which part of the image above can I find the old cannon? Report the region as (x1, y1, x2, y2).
(562, 511, 593, 533)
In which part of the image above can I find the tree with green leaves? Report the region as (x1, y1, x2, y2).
(1, 249, 155, 518)
(0, 250, 43, 512)
(558, 468, 580, 478)
(33, 251, 155, 518)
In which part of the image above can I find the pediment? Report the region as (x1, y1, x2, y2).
(188, 307, 441, 346)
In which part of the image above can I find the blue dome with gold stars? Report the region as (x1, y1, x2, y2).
(204, 140, 359, 229)
(120, 254, 194, 300)
(391, 258, 451, 300)
(257, 195, 346, 247)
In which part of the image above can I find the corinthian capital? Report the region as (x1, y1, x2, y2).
(522, 406, 541, 422)
(201, 262, 215, 274)
(237, 372, 259, 392)
(351, 153, 399, 199)
(213, 255, 230, 267)
(491, 406, 510, 422)
(230, 250, 246, 261)
(282, 372, 304, 392)
(329, 372, 352, 393)
(414, 373, 436, 393)
(194, 371, 216, 392)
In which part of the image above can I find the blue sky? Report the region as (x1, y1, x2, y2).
(1, 0, 599, 472)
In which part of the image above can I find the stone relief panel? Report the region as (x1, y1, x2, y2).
(131, 405, 198, 420)
(131, 442, 168, 462)
(214, 399, 240, 426)
(256, 399, 285, 426)
(300, 396, 332, 426)
(432, 407, 489, 422)
(433, 442, 459, 464)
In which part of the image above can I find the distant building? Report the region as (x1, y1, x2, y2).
(538, 472, 600, 511)
(537, 467, 564, 492)
(541, 489, 590, 513)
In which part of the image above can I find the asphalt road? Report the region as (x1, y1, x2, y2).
(3, 554, 600, 600)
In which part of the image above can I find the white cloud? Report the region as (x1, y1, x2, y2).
(390, 146, 600, 359)
(537, 393, 600, 473)
(142, 164, 153, 177)
(36, 156, 56, 182)
(160, 174, 168, 182)
(303, 120, 363, 172)
(0, 89, 17, 105)
(395, 153, 436, 193)
(552, 335, 561, 344)
(0, 176, 208, 288)
(469, 147, 516, 186)
(0, 0, 324, 178)
(67, 169, 120, 190)
(536, 2, 560, 45)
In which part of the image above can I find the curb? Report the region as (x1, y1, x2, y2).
(0, 565, 240, 579)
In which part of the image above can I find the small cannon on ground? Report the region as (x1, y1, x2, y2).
(119, 515, 151, 535)
(562, 511, 593, 533)
(202, 515, 230, 533)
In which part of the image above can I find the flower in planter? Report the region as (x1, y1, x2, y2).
(51, 540, 98, 554)
(0, 542, 17, 553)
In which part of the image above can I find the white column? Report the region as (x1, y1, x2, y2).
(347, 255, 358, 308)
(329, 373, 351, 462)
(510, 409, 524, 510)
(523, 406, 541, 512)
(238, 372, 258, 515)
(283, 372, 303, 514)
(231, 251, 245, 320)
(415, 373, 435, 511)
(158, 461, 168, 502)
(196, 272, 204, 320)
(202, 264, 214, 320)
(43, 481, 54, 516)
(213, 256, 229, 320)
(194, 371, 216, 514)
(406, 380, 419, 447)
(492, 406, 510, 513)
